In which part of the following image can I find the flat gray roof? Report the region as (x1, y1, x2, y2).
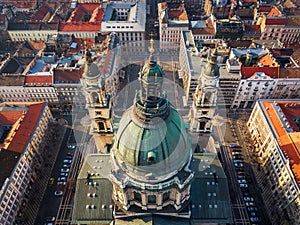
(72, 154, 113, 224)
(190, 153, 233, 224)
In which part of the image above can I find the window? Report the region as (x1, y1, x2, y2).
(148, 195, 156, 204)
(134, 192, 141, 202)
(163, 192, 170, 201)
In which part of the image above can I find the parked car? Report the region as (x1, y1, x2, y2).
(242, 191, 250, 196)
(65, 155, 73, 159)
(233, 159, 243, 163)
(237, 171, 245, 175)
(68, 145, 76, 149)
(237, 179, 247, 184)
(245, 201, 255, 206)
(233, 155, 244, 160)
(247, 207, 258, 212)
(58, 177, 66, 181)
(244, 197, 254, 202)
(232, 151, 242, 156)
(46, 216, 55, 222)
(61, 168, 70, 173)
(231, 148, 242, 152)
(230, 144, 241, 148)
(235, 166, 244, 172)
(249, 212, 258, 217)
(57, 182, 66, 186)
(67, 151, 74, 156)
(62, 164, 70, 168)
(237, 175, 246, 179)
(250, 217, 259, 222)
(54, 191, 63, 196)
(60, 172, 68, 177)
(63, 159, 72, 164)
(234, 162, 244, 167)
(239, 183, 248, 188)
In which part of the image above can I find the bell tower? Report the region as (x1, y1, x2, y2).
(82, 48, 114, 153)
(189, 47, 220, 133)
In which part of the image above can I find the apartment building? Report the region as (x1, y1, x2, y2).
(158, 2, 189, 50)
(247, 100, 300, 225)
(229, 47, 300, 109)
(257, 6, 300, 44)
(58, 3, 104, 39)
(0, 102, 53, 225)
(7, 22, 59, 42)
(101, 1, 146, 49)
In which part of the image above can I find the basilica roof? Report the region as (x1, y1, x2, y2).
(112, 102, 191, 180)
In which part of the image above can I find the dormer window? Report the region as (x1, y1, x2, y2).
(147, 151, 156, 163)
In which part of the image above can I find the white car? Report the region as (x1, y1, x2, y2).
(244, 197, 254, 202)
(54, 191, 63, 196)
(57, 182, 66, 186)
(58, 177, 66, 181)
(68, 145, 76, 149)
(63, 160, 72, 164)
(61, 168, 70, 173)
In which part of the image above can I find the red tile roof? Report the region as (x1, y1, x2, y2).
(262, 101, 300, 185)
(241, 66, 279, 78)
(257, 6, 272, 13)
(67, 3, 102, 23)
(53, 68, 83, 83)
(58, 21, 101, 32)
(31, 4, 51, 22)
(244, 24, 261, 33)
(265, 17, 286, 25)
(0, 111, 23, 125)
(1, 0, 37, 9)
(24, 75, 53, 86)
(5, 103, 46, 153)
(267, 7, 282, 17)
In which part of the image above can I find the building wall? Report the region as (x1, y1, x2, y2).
(247, 102, 300, 225)
(0, 157, 30, 225)
(0, 103, 53, 225)
(8, 30, 58, 42)
(24, 86, 59, 103)
(0, 86, 30, 102)
(231, 76, 300, 109)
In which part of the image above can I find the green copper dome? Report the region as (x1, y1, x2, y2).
(83, 49, 101, 80)
(139, 60, 165, 79)
(203, 48, 220, 78)
(112, 99, 191, 180)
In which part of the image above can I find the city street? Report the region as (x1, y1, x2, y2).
(215, 124, 250, 225)
(34, 109, 93, 225)
(214, 112, 272, 225)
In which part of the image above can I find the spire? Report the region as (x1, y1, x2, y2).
(134, 33, 168, 122)
(149, 33, 155, 62)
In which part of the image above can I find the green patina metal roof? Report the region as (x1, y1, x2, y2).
(112, 104, 191, 178)
(72, 154, 113, 225)
(190, 153, 233, 224)
(203, 48, 220, 79)
(139, 60, 165, 79)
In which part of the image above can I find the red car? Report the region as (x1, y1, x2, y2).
(231, 147, 241, 152)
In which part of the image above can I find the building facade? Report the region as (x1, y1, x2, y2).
(247, 100, 300, 225)
(158, 2, 189, 50)
(101, 1, 146, 48)
(0, 102, 53, 225)
(7, 22, 59, 42)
